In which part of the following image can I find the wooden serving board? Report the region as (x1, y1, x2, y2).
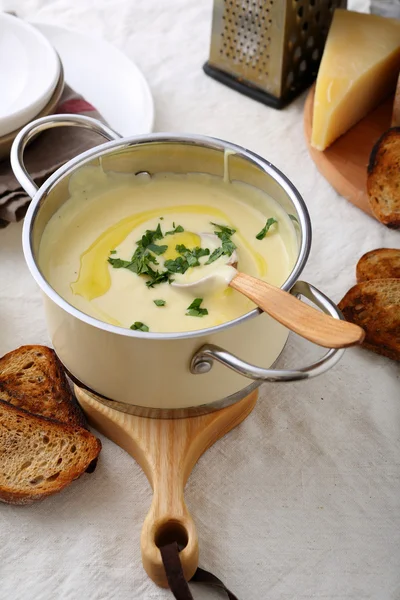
(304, 85, 393, 219)
(75, 386, 258, 588)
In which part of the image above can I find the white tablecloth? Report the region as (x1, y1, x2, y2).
(0, 1, 399, 598)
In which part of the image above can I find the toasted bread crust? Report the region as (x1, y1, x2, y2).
(356, 248, 400, 282)
(338, 279, 400, 361)
(0, 346, 87, 429)
(362, 342, 400, 363)
(367, 128, 400, 229)
(0, 400, 101, 505)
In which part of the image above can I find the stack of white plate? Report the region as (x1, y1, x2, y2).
(0, 13, 64, 159)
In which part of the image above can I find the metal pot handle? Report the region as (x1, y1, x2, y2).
(191, 280, 345, 381)
(11, 114, 121, 199)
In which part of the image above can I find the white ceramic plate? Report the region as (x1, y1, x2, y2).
(0, 13, 60, 137)
(30, 22, 154, 136)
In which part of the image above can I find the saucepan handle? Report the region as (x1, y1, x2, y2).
(191, 280, 346, 381)
(11, 114, 121, 199)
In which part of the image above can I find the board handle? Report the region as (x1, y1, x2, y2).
(73, 386, 257, 589)
(141, 486, 199, 587)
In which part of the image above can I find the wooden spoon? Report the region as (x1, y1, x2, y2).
(228, 272, 364, 348)
(171, 236, 365, 349)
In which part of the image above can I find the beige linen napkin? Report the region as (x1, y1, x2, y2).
(0, 84, 113, 227)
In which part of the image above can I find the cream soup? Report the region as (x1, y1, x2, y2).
(39, 167, 298, 333)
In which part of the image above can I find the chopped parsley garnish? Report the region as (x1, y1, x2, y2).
(176, 244, 210, 267)
(147, 243, 168, 255)
(108, 224, 170, 286)
(144, 267, 170, 288)
(210, 222, 236, 237)
(108, 220, 237, 289)
(206, 222, 237, 264)
(288, 214, 299, 223)
(165, 222, 184, 235)
(165, 244, 210, 274)
(153, 299, 166, 307)
(206, 246, 224, 264)
(186, 298, 208, 317)
(164, 256, 188, 274)
(141, 223, 163, 245)
(108, 257, 141, 272)
(130, 321, 149, 332)
(256, 218, 278, 240)
(109, 249, 117, 254)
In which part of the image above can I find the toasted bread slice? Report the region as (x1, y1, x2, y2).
(0, 346, 86, 429)
(0, 400, 101, 505)
(367, 128, 400, 228)
(338, 279, 400, 361)
(356, 248, 400, 282)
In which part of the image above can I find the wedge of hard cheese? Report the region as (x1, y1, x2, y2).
(311, 9, 400, 151)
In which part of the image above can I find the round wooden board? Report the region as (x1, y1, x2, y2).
(303, 85, 393, 220)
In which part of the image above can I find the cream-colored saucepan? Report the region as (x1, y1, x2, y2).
(12, 114, 355, 417)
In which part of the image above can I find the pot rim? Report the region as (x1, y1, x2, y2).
(22, 132, 312, 340)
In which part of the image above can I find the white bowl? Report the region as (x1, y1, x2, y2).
(0, 13, 60, 137)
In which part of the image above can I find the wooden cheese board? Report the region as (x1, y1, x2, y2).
(303, 84, 393, 220)
(75, 385, 258, 588)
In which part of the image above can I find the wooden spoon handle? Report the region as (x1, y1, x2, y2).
(230, 272, 365, 349)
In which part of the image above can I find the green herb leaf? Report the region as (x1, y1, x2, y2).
(256, 218, 278, 240)
(208, 222, 237, 260)
(221, 238, 236, 256)
(210, 222, 236, 237)
(176, 244, 210, 259)
(205, 246, 224, 264)
(109, 223, 170, 287)
(188, 298, 202, 310)
(204, 222, 237, 264)
(130, 321, 149, 332)
(176, 244, 210, 267)
(159, 217, 164, 220)
(186, 298, 208, 317)
(140, 223, 164, 248)
(108, 257, 133, 269)
(147, 243, 168, 255)
(109, 249, 117, 254)
(153, 299, 166, 307)
(130, 246, 159, 274)
(165, 224, 184, 236)
(145, 269, 171, 287)
(164, 256, 189, 274)
(288, 214, 299, 223)
(108, 222, 210, 289)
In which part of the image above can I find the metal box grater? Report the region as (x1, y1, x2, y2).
(203, 0, 347, 109)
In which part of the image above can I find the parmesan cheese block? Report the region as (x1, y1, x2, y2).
(311, 9, 400, 151)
